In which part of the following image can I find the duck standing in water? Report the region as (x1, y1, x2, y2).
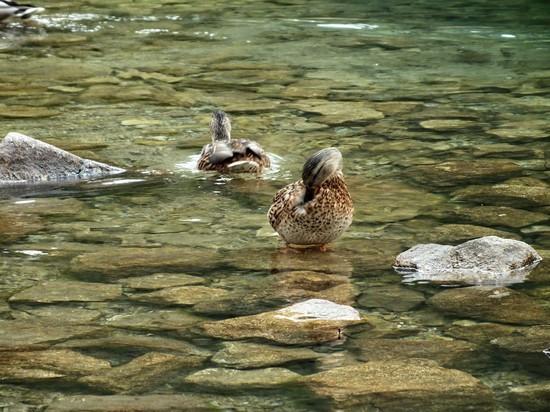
(197, 110, 270, 174)
(0, 1, 44, 21)
(268, 147, 353, 250)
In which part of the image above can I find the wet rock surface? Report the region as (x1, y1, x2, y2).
(394, 236, 542, 285)
(201, 299, 364, 344)
(506, 382, 550, 411)
(212, 342, 322, 369)
(302, 359, 494, 410)
(446, 205, 548, 229)
(117, 273, 205, 290)
(429, 287, 550, 325)
(79, 352, 203, 393)
(184, 367, 301, 389)
(9, 280, 122, 303)
(358, 284, 425, 312)
(0, 132, 124, 183)
(129, 285, 230, 306)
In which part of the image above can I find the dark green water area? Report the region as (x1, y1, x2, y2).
(0, 0, 549, 410)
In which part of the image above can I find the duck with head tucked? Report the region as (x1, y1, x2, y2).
(268, 147, 353, 251)
(197, 110, 270, 174)
(0, 1, 44, 21)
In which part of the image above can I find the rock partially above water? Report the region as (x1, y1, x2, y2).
(302, 359, 494, 410)
(0, 132, 124, 183)
(201, 299, 364, 345)
(394, 236, 542, 285)
(429, 287, 550, 325)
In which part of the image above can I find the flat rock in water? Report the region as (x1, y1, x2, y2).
(9, 280, 122, 303)
(79, 352, 202, 393)
(506, 382, 550, 412)
(394, 236, 542, 285)
(0, 132, 124, 183)
(129, 285, 229, 306)
(183, 367, 300, 389)
(201, 299, 364, 345)
(447, 205, 548, 229)
(302, 359, 494, 410)
(104, 309, 205, 332)
(0, 212, 44, 243)
(419, 119, 477, 130)
(429, 287, 550, 325)
(71, 246, 218, 276)
(0, 320, 102, 351)
(0, 349, 110, 381)
(358, 284, 425, 312)
(212, 341, 321, 369)
(118, 273, 205, 290)
(351, 337, 477, 368)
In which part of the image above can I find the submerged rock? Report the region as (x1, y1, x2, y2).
(104, 308, 205, 333)
(184, 367, 300, 389)
(302, 359, 494, 410)
(201, 299, 364, 345)
(351, 337, 477, 368)
(506, 382, 550, 411)
(358, 284, 425, 312)
(212, 342, 321, 369)
(447, 205, 548, 229)
(9, 280, 122, 303)
(0, 350, 110, 381)
(419, 119, 477, 130)
(0, 132, 124, 184)
(129, 285, 229, 306)
(394, 236, 542, 285)
(118, 273, 205, 290)
(79, 352, 201, 393)
(429, 287, 550, 325)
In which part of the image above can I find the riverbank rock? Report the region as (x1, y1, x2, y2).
(183, 367, 301, 389)
(302, 359, 494, 410)
(429, 287, 550, 325)
(0, 132, 124, 183)
(200, 299, 364, 345)
(394, 236, 542, 285)
(212, 342, 321, 369)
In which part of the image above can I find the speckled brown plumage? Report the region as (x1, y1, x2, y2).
(197, 139, 271, 173)
(197, 110, 270, 174)
(268, 148, 353, 247)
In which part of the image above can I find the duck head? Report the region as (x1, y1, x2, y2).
(302, 147, 343, 189)
(210, 110, 231, 143)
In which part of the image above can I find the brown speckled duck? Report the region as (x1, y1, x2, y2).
(197, 110, 270, 173)
(268, 147, 353, 250)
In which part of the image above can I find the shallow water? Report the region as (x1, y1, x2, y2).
(1, 0, 549, 410)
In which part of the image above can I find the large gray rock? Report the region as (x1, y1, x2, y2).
(394, 236, 542, 285)
(0, 132, 124, 183)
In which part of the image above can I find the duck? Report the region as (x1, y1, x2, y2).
(197, 110, 270, 174)
(0, 1, 44, 21)
(268, 147, 353, 250)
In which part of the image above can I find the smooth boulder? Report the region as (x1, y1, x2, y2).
(394, 236, 542, 285)
(0, 132, 124, 183)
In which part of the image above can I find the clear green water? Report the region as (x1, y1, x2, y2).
(1, 0, 549, 410)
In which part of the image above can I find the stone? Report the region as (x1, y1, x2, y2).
(429, 287, 550, 325)
(445, 321, 520, 344)
(290, 100, 384, 123)
(0, 211, 44, 243)
(453, 177, 550, 207)
(0, 320, 102, 351)
(212, 342, 321, 369)
(394, 236, 542, 285)
(129, 285, 229, 306)
(56, 332, 210, 358)
(0, 133, 124, 183)
(424, 224, 521, 244)
(358, 285, 425, 312)
(447, 205, 548, 228)
(79, 352, 201, 393)
(118, 273, 206, 290)
(11, 306, 102, 324)
(0, 105, 60, 118)
(302, 359, 494, 410)
(486, 120, 549, 141)
(351, 337, 477, 368)
(71, 246, 218, 276)
(104, 309, 205, 333)
(408, 160, 521, 187)
(9, 280, 122, 303)
(201, 299, 364, 345)
(506, 382, 550, 411)
(0, 350, 110, 381)
(183, 367, 300, 389)
(419, 119, 477, 130)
